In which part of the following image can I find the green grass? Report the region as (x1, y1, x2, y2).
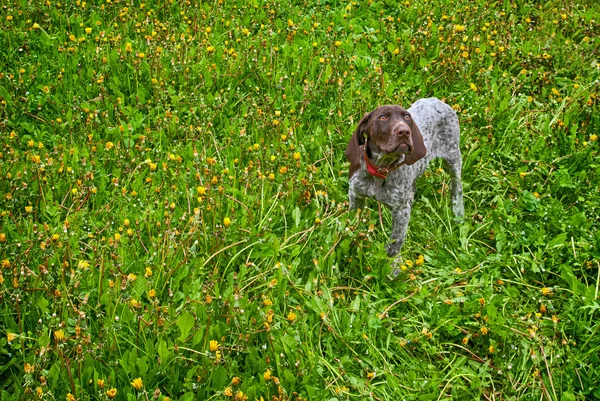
(1, 0, 599, 400)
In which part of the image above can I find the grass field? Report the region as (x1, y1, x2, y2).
(1, 0, 599, 400)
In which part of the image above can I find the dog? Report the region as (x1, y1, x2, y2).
(345, 98, 464, 257)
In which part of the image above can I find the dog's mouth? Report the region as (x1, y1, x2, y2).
(396, 142, 412, 155)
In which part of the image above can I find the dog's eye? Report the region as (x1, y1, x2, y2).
(378, 115, 388, 121)
(404, 114, 411, 121)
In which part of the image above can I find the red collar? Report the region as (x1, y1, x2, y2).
(363, 138, 405, 179)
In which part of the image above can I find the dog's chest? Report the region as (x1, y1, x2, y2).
(350, 167, 420, 208)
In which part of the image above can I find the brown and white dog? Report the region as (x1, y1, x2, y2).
(345, 98, 464, 257)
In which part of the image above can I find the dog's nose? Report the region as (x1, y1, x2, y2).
(393, 126, 411, 138)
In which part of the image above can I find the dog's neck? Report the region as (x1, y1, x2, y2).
(363, 139, 406, 179)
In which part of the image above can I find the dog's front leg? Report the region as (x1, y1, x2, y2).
(386, 201, 413, 257)
(348, 187, 366, 211)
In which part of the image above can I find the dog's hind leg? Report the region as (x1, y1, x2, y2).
(443, 155, 464, 218)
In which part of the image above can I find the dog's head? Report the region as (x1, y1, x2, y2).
(345, 105, 426, 178)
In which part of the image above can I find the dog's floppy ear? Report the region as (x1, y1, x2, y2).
(345, 112, 371, 178)
(404, 119, 426, 165)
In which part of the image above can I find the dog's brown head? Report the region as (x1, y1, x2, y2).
(345, 105, 427, 178)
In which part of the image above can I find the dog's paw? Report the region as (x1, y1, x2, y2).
(388, 257, 404, 280)
(452, 201, 465, 219)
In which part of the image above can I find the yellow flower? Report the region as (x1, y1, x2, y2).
(97, 379, 105, 388)
(519, 171, 527, 178)
(293, 152, 301, 161)
(145, 267, 153, 277)
(223, 387, 233, 397)
(590, 134, 598, 141)
(85, 27, 92, 34)
(209, 340, 219, 352)
(231, 376, 241, 386)
(462, 336, 469, 345)
(25, 206, 33, 213)
(264, 369, 272, 381)
(24, 363, 35, 374)
(234, 391, 247, 401)
(106, 388, 117, 399)
(54, 329, 65, 342)
(66, 393, 76, 401)
(480, 326, 489, 335)
(223, 217, 231, 227)
(148, 289, 156, 298)
(130, 377, 143, 390)
(7, 332, 17, 342)
(541, 287, 553, 296)
(32, 23, 41, 30)
(138, 52, 145, 58)
(287, 311, 297, 322)
(287, 19, 294, 27)
(415, 255, 424, 266)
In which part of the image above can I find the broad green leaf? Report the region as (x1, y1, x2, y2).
(176, 311, 195, 342)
